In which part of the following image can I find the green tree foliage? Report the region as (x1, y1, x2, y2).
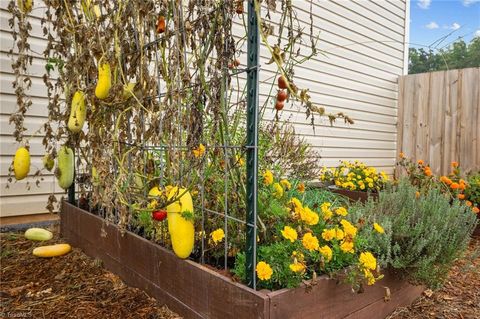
(409, 37, 480, 74)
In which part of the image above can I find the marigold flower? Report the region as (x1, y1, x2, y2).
(457, 193, 465, 200)
(417, 159, 424, 166)
(289, 261, 306, 273)
(210, 228, 225, 244)
(399, 152, 405, 159)
(300, 207, 319, 226)
(424, 167, 432, 176)
(415, 191, 420, 198)
(450, 182, 460, 190)
(256, 261, 273, 281)
(192, 143, 206, 158)
(263, 170, 274, 185)
(319, 245, 333, 262)
(302, 232, 319, 251)
(297, 182, 305, 193)
(472, 206, 479, 214)
(281, 226, 298, 243)
(340, 219, 357, 239)
(359, 252, 377, 270)
(363, 269, 376, 285)
(280, 179, 291, 190)
(273, 182, 284, 198)
(373, 223, 384, 234)
(235, 155, 245, 166)
(321, 228, 336, 241)
(289, 197, 302, 209)
(466, 201, 472, 207)
(451, 161, 459, 168)
(340, 240, 354, 253)
(335, 228, 345, 241)
(335, 207, 348, 216)
(321, 202, 333, 220)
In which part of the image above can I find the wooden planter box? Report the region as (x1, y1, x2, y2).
(61, 202, 423, 319)
(327, 186, 379, 203)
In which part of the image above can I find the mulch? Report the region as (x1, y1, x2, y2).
(1, 226, 479, 319)
(388, 237, 480, 319)
(0, 226, 180, 319)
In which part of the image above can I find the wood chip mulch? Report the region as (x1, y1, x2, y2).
(0, 228, 181, 319)
(1, 227, 479, 319)
(388, 237, 480, 319)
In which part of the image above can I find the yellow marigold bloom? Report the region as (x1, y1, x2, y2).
(340, 219, 357, 238)
(256, 261, 273, 281)
(300, 207, 319, 226)
(322, 228, 336, 241)
(368, 182, 374, 188)
(192, 143, 206, 158)
(292, 250, 305, 261)
(319, 245, 333, 262)
(360, 184, 365, 190)
(263, 170, 274, 185)
(289, 197, 302, 209)
(273, 182, 284, 198)
(302, 233, 319, 251)
(235, 155, 245, 166)
(321, 202, 333, 220)
(210, 228, 225, 244)
(280, 179, 291, 190)
(335, 207, 348, 216)
(289, 261, 306, 273)
(281, 226, 298, 242)
(373, 223, 385, 234)
(363, 269, 376, 285)
(297, 182, 305, 193)
(380, 171, 389, 180)
(359, 252, 377, 270)
(340, 240, 354, 253)
(335, 228, 345, 241)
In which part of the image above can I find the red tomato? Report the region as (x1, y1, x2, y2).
(278, 76, 288, 89)
(156, 16, 166, 34)
(275, 100, 284, 111)
(277, 90, 288, 102)
(152, 210, 167, 221)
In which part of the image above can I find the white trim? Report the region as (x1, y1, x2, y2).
(403, 0, 411, 75)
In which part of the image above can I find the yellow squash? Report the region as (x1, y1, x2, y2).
(17, 0, 32, 13)
(57, 146, 74, 190)
(166, 187, 195, 259)
(95, 62, 111, 99)
(13, 147, 30, 180)
(33, 244, 71, 257)
(67, 91, 86, 133)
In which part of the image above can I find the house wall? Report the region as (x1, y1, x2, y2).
(0, 0, 408, 217)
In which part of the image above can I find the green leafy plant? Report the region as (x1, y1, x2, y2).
(349, 179, 477, 288)
(465, 172, 480, 207)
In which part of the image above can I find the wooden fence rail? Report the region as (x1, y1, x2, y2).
(396, 67, 480, 176)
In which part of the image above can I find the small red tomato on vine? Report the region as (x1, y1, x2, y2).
(277, 90, 288, 102)
(152, 210, 167, 221)
(275, 100, 284, 111)
(235, 1, 244, 14)
(278, 75, 288, 89)
(156, 16, 166, 34)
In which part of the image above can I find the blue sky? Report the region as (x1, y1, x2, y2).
(409, 0, 480, 50)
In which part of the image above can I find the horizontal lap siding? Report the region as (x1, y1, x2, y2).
(0, 1, 407, 217)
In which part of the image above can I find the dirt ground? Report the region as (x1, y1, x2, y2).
(1, 228, 479, 319)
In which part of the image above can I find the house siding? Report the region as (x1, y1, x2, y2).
(0, 0, 408, 217)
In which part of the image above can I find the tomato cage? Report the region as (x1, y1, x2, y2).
(66, 1, 261, 289)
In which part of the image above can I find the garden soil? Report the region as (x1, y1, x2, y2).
(1, 227, 478, 319)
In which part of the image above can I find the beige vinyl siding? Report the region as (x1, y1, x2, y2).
(0, 0, 408, 217)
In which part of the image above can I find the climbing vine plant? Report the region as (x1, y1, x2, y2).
(8, 0, 352, 227)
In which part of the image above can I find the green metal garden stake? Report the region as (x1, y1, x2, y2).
(246, 0, 260, 290)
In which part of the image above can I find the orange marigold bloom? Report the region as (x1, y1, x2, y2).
(424, 168, 432, 176)
(399, 152, 405, 159)
(415, 191, 420, 198)
(466, 201, 472, 207)
(451, 161, 459, 168)
(473, 207, 480, 214)
(457, 193, 465, 200)
(450, 182, 460, 190)
(440, 176, 450, 184)
(417, 159, 424, 166)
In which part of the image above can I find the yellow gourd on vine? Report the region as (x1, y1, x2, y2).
(95, 61, 111, 99)
(13, 146, 30, 180)
(17, 0, 32, 13)
(56, 146, 74, 190)
(166, 187, 195, 259)
(67, 91, 86, 133)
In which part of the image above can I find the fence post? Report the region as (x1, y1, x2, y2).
(246, 0, 260, 289)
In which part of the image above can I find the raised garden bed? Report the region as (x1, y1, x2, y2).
(61, 201, 423, 319)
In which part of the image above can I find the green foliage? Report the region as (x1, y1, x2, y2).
(465, 172, 480, 206)
(409, 37, 480, 74)
(349, 179, 477, 288)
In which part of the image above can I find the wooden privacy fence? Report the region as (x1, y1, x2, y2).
(396, 67, 480, 175)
